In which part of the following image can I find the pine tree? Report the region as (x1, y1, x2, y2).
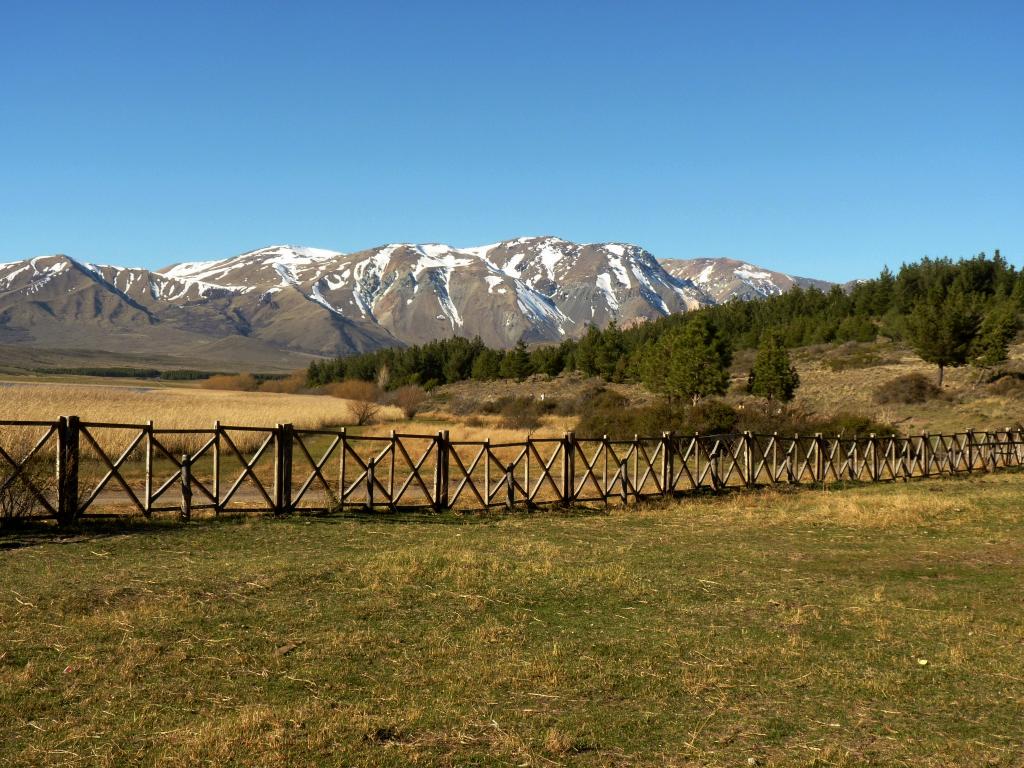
(908, 288, 979, 386)
(499, 341, 533, 381)
(642, 318, 731, 405)
(747, 331, 799, 403)
(971, 302, 1018, 377)
(471, 349, 503, 380)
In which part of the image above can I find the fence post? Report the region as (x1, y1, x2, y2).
(966, 428, 974, 473)
(442, 430, 450, 510)
(743, 431, 754, 488)
(144, 420, 153, 517)
(922, 432, 930, 477)
(506, 465, 515, 510)
(814, 433, 825, 486)
(274, 423, 293, 514)
(620, 459, 629, 505)
(562, 431, 575, 505)
(273, 423, 281, 512)
(56, 415, 80, 526)
(180, 453, 192, 521)
(707, 438, 720, 491)
(433, 430, 447, 512)
(484, 438, 491, 507)
(213, 420, 221, 513)
(366, 458, 375, 510)
(662, 431, 673, 496)
(869, 434, 878, 481)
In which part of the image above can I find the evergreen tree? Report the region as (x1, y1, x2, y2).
(471, 348, 503, 380)
(499, 341, 533, 381)
(971, 302, 1018, 376)
(747, 331, 799, 403)
(908, 288, 980, 386)
(642, 318, 731, 405)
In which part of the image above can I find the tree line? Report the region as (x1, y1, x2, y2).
(307, 251, 1020, 394)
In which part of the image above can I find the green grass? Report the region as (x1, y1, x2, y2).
(3, 474, 1024, 766)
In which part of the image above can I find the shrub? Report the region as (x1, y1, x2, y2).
(492, 396, 555, 432)
(201, 373, 259, 391)
(323, 379, 380, 403)
(683, 399, 739, 434)
(731, 403, 899, 437)
(258, 371, 307, 394)
(390, 385, 427, 419)
(1, 457, 54, 529)
(575, 393, 674, 439)
(987, 374, 1024, 398)
(873, 373, 941, 405)
(324, 380, 382, 426)
(818, 412, 898, 436)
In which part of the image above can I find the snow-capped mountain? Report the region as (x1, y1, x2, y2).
(661, 257, 832, 303)
(0, 239, 830, 363)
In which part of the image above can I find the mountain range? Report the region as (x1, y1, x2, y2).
(0, 237, 831, 369)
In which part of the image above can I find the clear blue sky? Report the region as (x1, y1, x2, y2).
(2, 1, 1021, 282)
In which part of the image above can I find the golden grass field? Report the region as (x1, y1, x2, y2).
(0, 380, 400, 430)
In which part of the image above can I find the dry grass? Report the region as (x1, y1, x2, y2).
(788, 340, 1024, 434)
(0, 381, 402, 456)
(0, 380, 400, 429)
(2, 472, 1023, 766)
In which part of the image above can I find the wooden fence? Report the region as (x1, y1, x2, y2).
(1, 417, 1023, 525)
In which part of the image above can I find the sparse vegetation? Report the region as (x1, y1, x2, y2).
(0, 456, 52, 530)
(389, 384, 427, 420)
(200, 372, 260, 391)
(874, 372, 943, 405)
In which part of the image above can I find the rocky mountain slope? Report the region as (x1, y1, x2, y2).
(0, 238, 832, 362)
(660, 257, 832, 303)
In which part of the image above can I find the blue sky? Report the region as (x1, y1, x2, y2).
(2, 0, 1021, 282)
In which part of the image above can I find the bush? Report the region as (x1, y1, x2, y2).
(324, 379, 381, 403)
(201, 373, 259, 391)
(987, 374, 1024, 398)
(258, 371, 307, 394)
(874, 373, 941, 405)
(727, 402, 899, 437)
(818, 412, 898, 436)
(489, 396, 555, 432)
(324, 380, 382, 426)
(575, 393, 674, 439)
(683, 399, 739, 434)
(1, 457, 53, 529)
(390, 385, 427, 419)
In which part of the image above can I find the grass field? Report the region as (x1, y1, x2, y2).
(3, 472, 1023, 767)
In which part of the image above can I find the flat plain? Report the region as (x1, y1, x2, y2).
(3, 472, 1022, 767)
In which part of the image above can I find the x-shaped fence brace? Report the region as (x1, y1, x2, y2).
(148, 430, 218, 512)
(0, 423, 59, 517)
(77, 423, 148, 515)
(219, 428, 276, 509)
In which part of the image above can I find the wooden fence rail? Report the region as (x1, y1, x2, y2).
(1, 417, 1023, 525)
